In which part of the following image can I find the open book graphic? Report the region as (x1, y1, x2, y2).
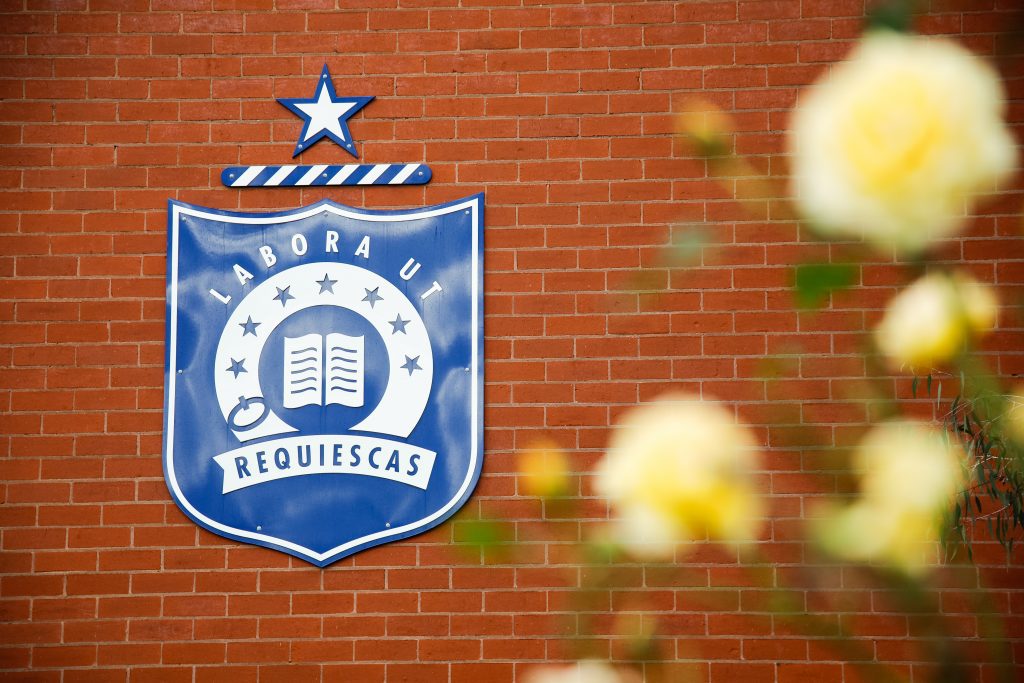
(283, 333, 365, 409)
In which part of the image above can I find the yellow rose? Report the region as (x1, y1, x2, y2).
(790, 31, 1016, 254)
(595, 393, 763, 559)
(874, 271, 997, 372)
(816, 421, 969, 576)
(524, 661, 638, 683)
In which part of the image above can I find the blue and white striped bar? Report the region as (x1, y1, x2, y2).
(221, 163, 431, 188)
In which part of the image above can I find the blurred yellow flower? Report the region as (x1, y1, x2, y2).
(816, 421, 969, 576)
(676, 99, 732, 156)
(790, 31, 1016, 254)
(595, 393, 763, 559)
(874, 271, 997, 372)
(523, 661, 637, 683)
(519, 441, 570, 498)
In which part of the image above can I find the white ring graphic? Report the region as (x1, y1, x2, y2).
(213, 262, 433, 442)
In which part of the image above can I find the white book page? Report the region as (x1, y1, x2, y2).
(283, 333, 323, 409)
(325, 332, 364, 408)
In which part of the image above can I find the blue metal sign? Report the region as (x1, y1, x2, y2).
(278, 64, 373, 158)
(221, 163, 431, 188)
(220, 64, 433, 188)
(163, 195, 484, 566)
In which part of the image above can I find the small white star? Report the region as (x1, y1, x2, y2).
(295, 86, 356, 144)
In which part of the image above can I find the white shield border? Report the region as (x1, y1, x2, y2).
(162, 194, 484, 566)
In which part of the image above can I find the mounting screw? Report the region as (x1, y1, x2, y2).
(256, 525, 262, 531)
(177, 369, 183, 374)
(385, 522, 391, 528)
(228, 173, 235, 179)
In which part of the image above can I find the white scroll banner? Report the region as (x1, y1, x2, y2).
(213, 435, 436, 494)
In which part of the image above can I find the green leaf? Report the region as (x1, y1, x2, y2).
(456, 519, 511, 550)
(793, 263, 857, 309)
(666, 227, 709, 267)
(866, 0, 915, 33)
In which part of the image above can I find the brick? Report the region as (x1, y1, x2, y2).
(2, 3, 1023, 680)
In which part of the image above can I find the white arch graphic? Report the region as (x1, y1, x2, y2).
(213, 262, 433, 441)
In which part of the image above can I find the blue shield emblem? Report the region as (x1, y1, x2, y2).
(163, 195, 484, 566)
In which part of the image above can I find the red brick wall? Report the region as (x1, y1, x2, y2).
(2, 1, 1022, 681)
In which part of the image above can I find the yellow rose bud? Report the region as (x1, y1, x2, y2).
(676, 99, 732, 156)
(953, 271, 999, 335)
(816, 421, 969, 576)
(874, 272, 997, 372)
(519, 441, 570, 498)
(595, 393, 763, 559)
(1000, 386, 1024, 446)
(789, 31, 1016, 254)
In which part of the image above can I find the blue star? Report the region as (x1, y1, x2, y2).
(362, 287, 383, 308)
(226, 358, 247, 378)
(239, 316, 261, 337)
(274, 286, 295, 307)
(389, 314, 410, 335)
(277, 64, 374, 158)
(401, 355, 422, 376)
(317, 273, 337, 294)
